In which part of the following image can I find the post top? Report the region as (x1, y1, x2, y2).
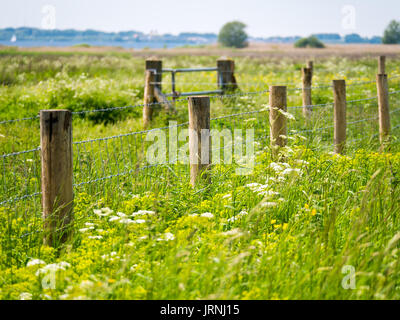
(332, 79, 346, 84)
(188, 96, 210, 100)
(146, 56, 161, 61)
(40, 109, 71, 113)
(269, 85, 287, 90)
(217, 57, 233, 61)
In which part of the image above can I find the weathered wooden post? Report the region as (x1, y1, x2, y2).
(376, 74, 391, 148)
(307, 61, 314, 76)
(188, 96, 211, 187)
(40, 110, 73, 246)
(333, 80, 347, 155)
(302, 67, 313, 118)
(143, 70, 155, 128)
(217, 58, 238, 92)
(145, 58, 173, 113)
(145, 58, 162, 91)
(269, 86, 287, 159)
(378, 56, 386, 75)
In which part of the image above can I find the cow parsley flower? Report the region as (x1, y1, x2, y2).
(200, 212, 214, 219)
(27, 259, 46, 267)
(19, 292, 32, 300)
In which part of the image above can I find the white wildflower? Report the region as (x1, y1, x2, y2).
(27, 259, 46, 267)
(133, 219, 146, 224)
(84, 222, 95, 227)
(281, 168, 301, 176)
(269, 162, 284, 172)
(200, 212, 214, 219)
(19, 292, 32, 300)
(157, 232, 175, 241)
(36, 262, 71, 276)
(119, 218, 135, 224)
(227, 210, 248, 223)
(94, 207, 113, 217)
(79, 227, 94, 233)
(108, 216, 120, 222)
(278, 109, 296, 120)
(131, 210, 155, 217)
(88, 235, 103, 240)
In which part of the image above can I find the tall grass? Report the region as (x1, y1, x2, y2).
(0, 52, 400, 300)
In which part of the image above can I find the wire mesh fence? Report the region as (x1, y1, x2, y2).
(1, 77, 400, 233)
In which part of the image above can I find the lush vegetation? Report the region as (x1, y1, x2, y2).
(294, 36, 325, 49)
(383, 20, 400, 44)
(218, 21, 248, 48)
(1, 50, 400, 300)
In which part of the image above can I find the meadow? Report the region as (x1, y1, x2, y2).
(1, 48, 400, 300)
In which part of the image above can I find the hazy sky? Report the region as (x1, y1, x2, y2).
(0, 0, 399, 37)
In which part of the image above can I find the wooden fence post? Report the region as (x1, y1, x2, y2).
(307, 61, 314, 76)
(333, 80, 347, 155)
(40, 110, 73, 246)
(217, 58, 238, 92)
(188, 96, 211, 187)
(145, 58, 162, 91)
(143, 70, 155, 128)
(145, 58, 173, 112)
(376, 74, 391, 148)
(378, 56, 386, 75)
(302, 67, 313, 118)
(269, 86, 287, 159)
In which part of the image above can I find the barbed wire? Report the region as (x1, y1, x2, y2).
(0, 147, 40, 159)
(2, 75, 400, 125)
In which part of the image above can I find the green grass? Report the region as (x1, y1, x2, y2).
(1, 52, 400, 300)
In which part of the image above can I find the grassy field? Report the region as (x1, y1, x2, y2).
(1, 47, 400, 300)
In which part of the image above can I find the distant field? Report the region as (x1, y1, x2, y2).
(1, 43, 400, 59)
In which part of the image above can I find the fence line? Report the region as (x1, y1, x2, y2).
(2, 73, 400, 238)
(2, 75, 399, 125)
(2, 91, 399, 159)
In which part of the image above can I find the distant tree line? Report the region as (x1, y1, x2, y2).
(0, 27, 217, 43)
(2, 21, 400, 46)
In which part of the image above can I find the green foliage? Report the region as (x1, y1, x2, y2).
(1, 53, 400, 300)
(294, 36, 325, 48)
(383, 20, 400, 44)
(218, 21, 248, 48)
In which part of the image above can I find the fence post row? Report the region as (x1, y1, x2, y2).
(376, 73, 391, 148)
(40, 109, 74, 246)
(302, 67, 313, 118)
(333, 80, 347, 155)
(188, 96, 211, 187)
(217, 58, 238, 92)
(269, 86, 287, 159)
